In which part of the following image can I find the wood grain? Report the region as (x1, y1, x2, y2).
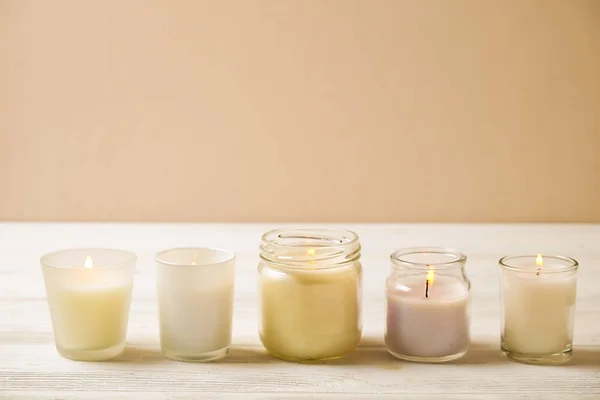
(0, 223, 599, 399)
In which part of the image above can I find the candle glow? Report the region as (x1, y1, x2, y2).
(426, 268, 434, 285)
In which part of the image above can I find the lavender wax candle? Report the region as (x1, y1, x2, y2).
(385, 247, 471, 363)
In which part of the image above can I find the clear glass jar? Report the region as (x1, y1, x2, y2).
(386, 247, 470, 363)
(258, 227, 362, 361)
(499, 254, 578, 365)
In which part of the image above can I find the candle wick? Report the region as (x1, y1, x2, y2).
(425, 279, 429, 298)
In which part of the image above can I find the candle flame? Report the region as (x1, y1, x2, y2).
(426, 267, 434, 285)
(191, 261, 196, 265)
(535, 254, 543, 276)
(84, 256, 93, 269)
(536, 254, 543, 267)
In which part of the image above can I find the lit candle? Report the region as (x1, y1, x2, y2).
(41, 248, 136, 361)
(499, 254, 578, 364)
(156, 247, 235, 362)
(259, 228, 362, 361)
(386, 248, 470, 362)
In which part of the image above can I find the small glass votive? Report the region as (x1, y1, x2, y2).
(156, 247, 235, 362)
(499, 254, 578, 365)
(385, 247, 470, 363)
(41, 248, 136, 361)
(258, 228, 362, 361)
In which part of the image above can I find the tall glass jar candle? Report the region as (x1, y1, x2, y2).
(499, 254, 578, 365)
(41, 248, 136, 361)
(386, 247, 470, 363)
(258, 228, 362, 361)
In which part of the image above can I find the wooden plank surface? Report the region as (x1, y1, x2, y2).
(0, 223, 599, 399)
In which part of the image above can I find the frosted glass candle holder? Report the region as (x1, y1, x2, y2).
(499, 254, 578, 365)
(156, 247, 235, 362)
(41, 248, 136, 361)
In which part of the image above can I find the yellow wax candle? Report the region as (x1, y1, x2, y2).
(41, 249, 136, 361)
(258, 228, 363, 361)
(259, 262, 362, 361)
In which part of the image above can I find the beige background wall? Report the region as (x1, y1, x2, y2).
(1, 0, 599, 222)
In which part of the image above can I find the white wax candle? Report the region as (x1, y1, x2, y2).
(260, 263, 362, 360)
(157, 270, 234, 355)
(502, 271, 576, 354)
(156, 248, 235, 362)
(386, 276, 470, 359)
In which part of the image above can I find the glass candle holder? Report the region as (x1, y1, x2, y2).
(156, 247, 235, 362)
(41, 248, 136, 361)
(386, 247, 470, 363)
(258, 228, 362, 361)
(499, 254, 578, 365)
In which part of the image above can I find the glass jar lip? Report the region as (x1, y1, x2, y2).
(390, 247, 466, 270)
(499, 254, 578, 274)
(155, 247, 235, 267)
(40, 248, 137, 269)
(260, 227, 360, 269)
(261, 227, 359, 248)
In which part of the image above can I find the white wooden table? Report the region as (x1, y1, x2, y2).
(1, 223, 599, 399)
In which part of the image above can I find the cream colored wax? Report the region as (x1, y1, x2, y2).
(259, 263, 362, 361)
(502, 272, 576, 355)
(46, 282, 133, 354)
(42, 250, 136, 361)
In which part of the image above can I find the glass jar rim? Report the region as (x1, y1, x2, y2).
(40, 248, 137, 269)
(261, 227, 359, 248)
(260, 227, 360, 269)
(390, 247, 466, 270)
(499, 254, 578, 274)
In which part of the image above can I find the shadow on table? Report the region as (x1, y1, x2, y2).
(113, 344, 275, 364)
(451, 344, 600, 368)
(563, 346, 600, 368)
(321, 339, 506, 367)
(112, 340, 600, 368)
(114, 345, 164, 364)
(448, 342, 505, 365)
